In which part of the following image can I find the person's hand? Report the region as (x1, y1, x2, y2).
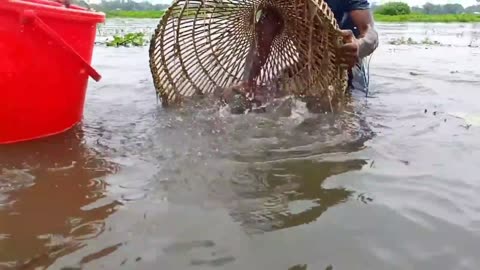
(337, 29, 360, 69)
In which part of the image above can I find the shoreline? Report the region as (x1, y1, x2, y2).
(104, 11, 480, 23)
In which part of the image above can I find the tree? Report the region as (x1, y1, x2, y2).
(442, 3, 464, 14)
(375, 2, 411, 15)
(422, 2, 436, 14)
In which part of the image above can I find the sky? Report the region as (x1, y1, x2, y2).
(142, 0, 478, 7)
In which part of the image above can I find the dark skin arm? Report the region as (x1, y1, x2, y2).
(222, 7, 283, 104)
(242, 7, 284, 84)
(242, 8, 378, 80)
(224, 7, 378, 106)
(337, 9, 379, 69)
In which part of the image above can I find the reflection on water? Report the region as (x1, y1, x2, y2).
(0, 94, 372, 269)
(0, 126, 120, 269)
(218, 109, 373, 233)
(140, 97, 373, 235)
(2, 20, 480, 270)
(229, 158, 368, 233)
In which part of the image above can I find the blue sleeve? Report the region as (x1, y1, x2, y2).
(344, 0, 370, 11)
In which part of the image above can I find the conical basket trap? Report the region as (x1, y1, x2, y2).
(149, 0, 349, 110)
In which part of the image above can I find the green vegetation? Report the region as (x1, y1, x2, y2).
(106, 10, 165, 18)
(372, 1, 480, 15)
(87, 0, 168, 12)
(387, 37, 442, 45)
(374, 13, 480, 23)
(97, 0, 480, 23)
(372, 1, 480, 22)
(106, 9, 222, 19)
(103, 10, 480, 23)
(106, 32, 147, 47)
(375, 2, 411, 16)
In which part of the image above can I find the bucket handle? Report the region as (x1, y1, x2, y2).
(20, 9, 102, 82)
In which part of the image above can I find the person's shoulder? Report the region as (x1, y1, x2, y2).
(343, 0, 371, 11)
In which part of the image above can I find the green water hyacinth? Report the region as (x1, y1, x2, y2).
(106, 32, 147, 47)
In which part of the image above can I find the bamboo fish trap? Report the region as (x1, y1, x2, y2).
(149, 0, 349, 112)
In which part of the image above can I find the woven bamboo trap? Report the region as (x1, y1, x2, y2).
(149, 0, 349, 112)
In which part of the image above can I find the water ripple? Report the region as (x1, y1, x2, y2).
(70, 220, 106, 241)
(3, 21, 480, 270)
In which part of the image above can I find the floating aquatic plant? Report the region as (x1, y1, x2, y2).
(106, 32, 147, 47)
(388, 36, 442, 45)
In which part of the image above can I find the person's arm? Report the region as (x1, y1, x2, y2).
(350, 8, 379, 58)
(337, 0, 379, 68)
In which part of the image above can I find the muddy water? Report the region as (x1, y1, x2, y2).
(1, 20, 480, 270)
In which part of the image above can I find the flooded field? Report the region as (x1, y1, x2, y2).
(1, 19, 480, 269)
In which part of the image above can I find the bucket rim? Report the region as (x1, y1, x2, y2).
(1, 0, 106, 23)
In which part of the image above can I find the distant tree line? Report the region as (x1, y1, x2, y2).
(86, 0, 170, 11)
(78, 0, 480, 14)
(372, 1, 480, 15)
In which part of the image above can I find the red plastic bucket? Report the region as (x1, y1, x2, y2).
(0, 0, 105, 144)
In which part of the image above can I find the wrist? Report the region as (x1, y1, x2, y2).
(357, 28, 379, 59)
(357, 38, 370, 59)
